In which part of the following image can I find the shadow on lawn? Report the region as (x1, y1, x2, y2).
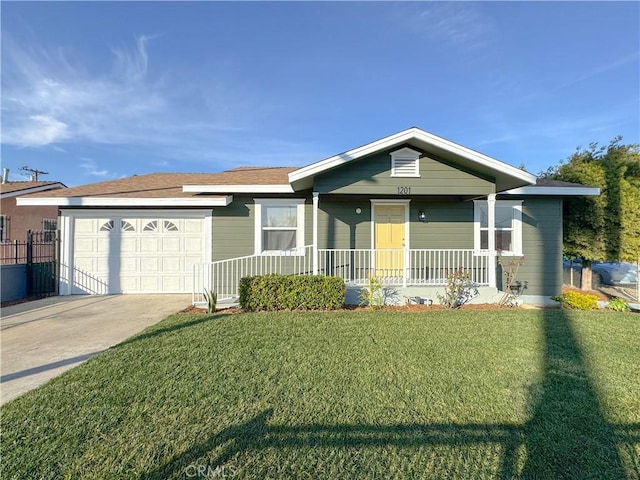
(142, 309, 637, 479)
(117, 314, 221, 347)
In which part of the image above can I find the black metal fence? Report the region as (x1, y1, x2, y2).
(0, 230, 59, 297)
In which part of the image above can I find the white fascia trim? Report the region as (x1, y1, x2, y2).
(0, 183, 66, 199)
(17, 196, 233, 207)
(183, 184, 294, 194)
(288, 127, 537, 185)
(59, 208, 214, 218)
(504, 186, 600, 196)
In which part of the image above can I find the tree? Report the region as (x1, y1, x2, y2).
(542, 137, 640, 290)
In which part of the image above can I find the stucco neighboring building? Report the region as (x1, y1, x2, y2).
(0, 171, 66, 241)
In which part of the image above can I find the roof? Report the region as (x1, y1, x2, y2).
(288, 127, 538, 192)
(16, 168, 295, 207)
(504, 177, 600, 196)
(0, 181, 66, 199)
(26, 168, 294, 199)
(15, 128, 600, 207)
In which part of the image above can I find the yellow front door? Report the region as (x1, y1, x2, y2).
(374, 205, 405, 278)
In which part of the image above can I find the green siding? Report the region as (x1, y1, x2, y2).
(409, 200, 474, 249)
(512, 198, 563, 297)
(212, 194, 312, 261)
(211, 195, 255, 261)
(314, 149, 495, 195)
(317, 199, 371, 249)
(316, 197, 474, 250)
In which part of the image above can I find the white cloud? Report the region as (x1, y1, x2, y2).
(80, 158, 117, 178)
(1, 34, 168, 147)
(402, 3, 494, 51)
(4, 114, 70, 146)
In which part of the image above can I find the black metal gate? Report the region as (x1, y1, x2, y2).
(0, 230, 59, 297)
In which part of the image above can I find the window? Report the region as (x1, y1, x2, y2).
(99, 220, 115, 231)
(474, 200, 522, 255)
(143, 220, 158, 232)
(42, 218, 57, 242)
(390, 147, 421, 177)
(120, 220, 135, 232)
(254, 199, 305, 254)
(163, 220, 178, 232)
(0, 215, 6, 242)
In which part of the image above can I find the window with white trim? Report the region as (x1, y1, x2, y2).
(254, 199, 305, 254)
(42, 218, 57, 242)
(390, 147, 421, 177)
(474, 200, 522, 255)
(0, 215, 7, 242)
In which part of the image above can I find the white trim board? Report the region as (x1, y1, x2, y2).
(18, 196, 233, 207)
(504, 186, 600, 196)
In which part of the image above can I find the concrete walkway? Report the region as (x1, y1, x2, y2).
(1, 294, 191, 405)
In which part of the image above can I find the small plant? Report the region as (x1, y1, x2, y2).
(203, 289, 217, 314)
(607, 297, 629, 312)
(498, 256, 525, 307)
(359, 276, 384, 309)
(551, 291, 599, 310)
(437, 269, 478, 308)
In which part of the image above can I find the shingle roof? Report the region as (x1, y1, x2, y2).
(25, 168, 296, 198)
(0, 181, 65, 195)
(535, 178, 597, 188)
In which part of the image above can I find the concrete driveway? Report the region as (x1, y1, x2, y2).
(1, 294, 191, 405)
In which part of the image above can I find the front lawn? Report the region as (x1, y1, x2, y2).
(2, 309, 639, 479)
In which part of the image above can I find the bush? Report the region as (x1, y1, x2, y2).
(239, 274, 345, 311)
(551, 291, 599, 310)
(437, 269, 479, 308)
(607, 297, 629, 312)
(359, 276, 384, 309)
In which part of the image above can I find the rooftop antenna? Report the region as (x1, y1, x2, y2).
(20, 166, 49, 182)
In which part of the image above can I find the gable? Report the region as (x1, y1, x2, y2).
(313, 147, 495, 195)
(289, 127, 536, 192)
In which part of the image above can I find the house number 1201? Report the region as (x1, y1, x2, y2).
(397, 186, 411, 195)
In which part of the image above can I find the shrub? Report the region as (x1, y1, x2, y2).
(239, 274, 345, 311)
(607, 297, 629, 312)
(551, 291, 599, 310)
(437, 269, 479, 309)
(359, 276, 384, 309)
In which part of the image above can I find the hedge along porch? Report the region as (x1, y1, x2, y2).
(18, 128, 599, 305)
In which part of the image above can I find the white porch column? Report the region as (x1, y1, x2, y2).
(312, 192, 319, 275)
(487, 193, 497, 288)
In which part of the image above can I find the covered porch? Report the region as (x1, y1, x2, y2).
(192, 246, 494, 305)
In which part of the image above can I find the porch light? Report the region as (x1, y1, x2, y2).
(418, 210, 427, 222)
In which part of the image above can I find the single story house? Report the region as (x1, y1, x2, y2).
(19, 128, 599, 305)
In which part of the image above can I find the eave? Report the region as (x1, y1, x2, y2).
(16, 196, 233, 207)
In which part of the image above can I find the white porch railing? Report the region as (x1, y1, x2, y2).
(194, 247, 490, 304)
(317, 249, 490, 286)
(193, 245, 314, 304)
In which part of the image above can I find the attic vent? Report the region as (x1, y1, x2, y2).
(390, 148, 420, 178)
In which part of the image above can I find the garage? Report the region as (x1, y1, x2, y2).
(68, 211, 210, 294)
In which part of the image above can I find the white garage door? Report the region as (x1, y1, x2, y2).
(72, 216, 205, 294)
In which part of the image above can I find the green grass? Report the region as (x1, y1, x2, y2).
(2, 309, 639, 479)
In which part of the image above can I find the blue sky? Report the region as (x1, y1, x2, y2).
(2, 1, 638, 187)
